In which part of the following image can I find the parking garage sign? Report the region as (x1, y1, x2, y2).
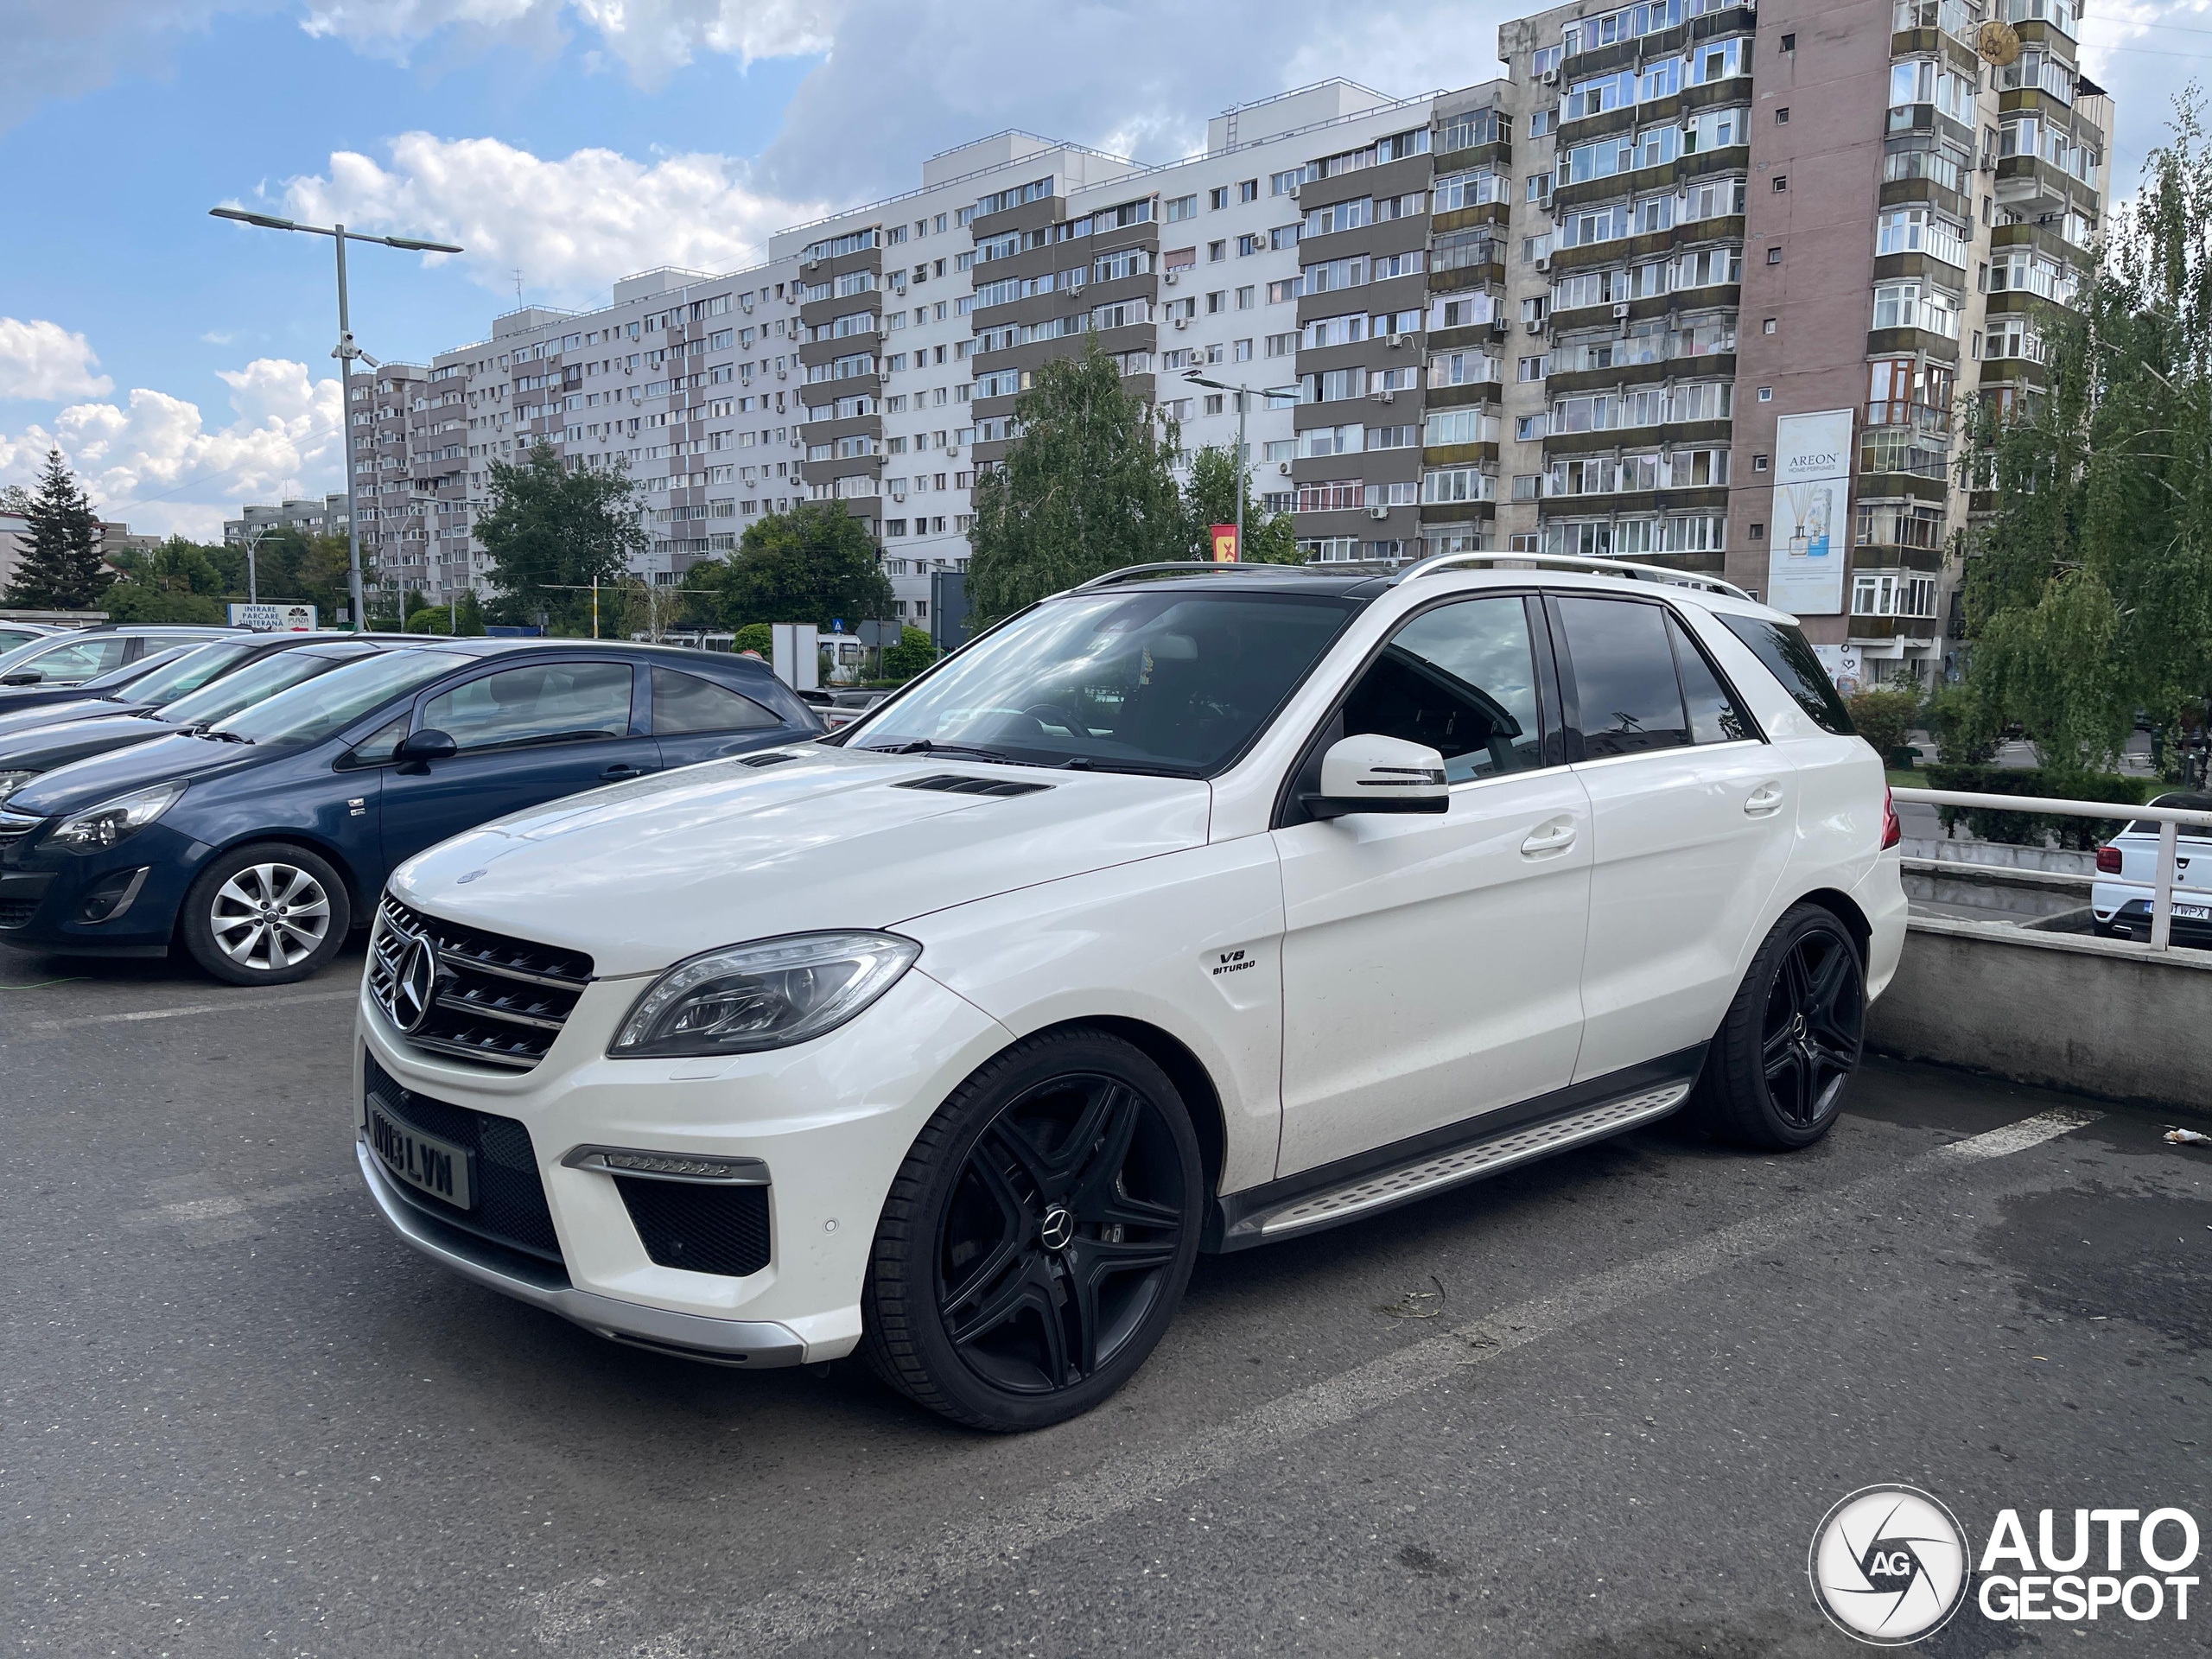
(227, 603, 318, 632)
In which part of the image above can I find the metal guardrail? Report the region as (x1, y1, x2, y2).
(1894, 787, 2212, 952)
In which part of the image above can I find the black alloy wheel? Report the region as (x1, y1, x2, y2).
(1693, 902, 1867, 1149)
(862, 1029, 1202, 1431)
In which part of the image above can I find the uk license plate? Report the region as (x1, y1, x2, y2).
(368, 1103, 474, 1210)
(2172, 902, 2211, 922)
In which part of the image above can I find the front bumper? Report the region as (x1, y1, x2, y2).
(0, 819, 205, 954)
(352, 952, 1015, 1366)
(356, 1138, 808, 1365)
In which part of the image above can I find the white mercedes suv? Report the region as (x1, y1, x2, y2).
(353, 556, 1905, 1431)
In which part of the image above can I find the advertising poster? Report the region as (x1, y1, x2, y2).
(226, 602, 318, 631)
(1768, 410, 1853, 616)
(1211, 524, 1241, 563)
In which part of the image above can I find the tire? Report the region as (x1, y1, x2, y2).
(861, 1027, 1204, 1432)
(1691, 902, 1866, 1150)
(179, 842, 353, 987)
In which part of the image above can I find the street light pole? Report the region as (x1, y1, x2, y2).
(1185, 372, 1294, 561)
(207, 207, 463, 632)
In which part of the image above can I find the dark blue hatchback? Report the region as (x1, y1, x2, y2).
(0, 640, 819, 982)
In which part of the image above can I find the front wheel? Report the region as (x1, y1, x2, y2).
(861, 1028, 1203, 1432)
(179, 842, 353, 986)
(1692, 902, 1866, 1149)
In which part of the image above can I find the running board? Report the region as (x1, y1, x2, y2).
(1217, 1079, 1694, 1249)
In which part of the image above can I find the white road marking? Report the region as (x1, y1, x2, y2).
(26, 986, 357, 1033)
(120, 1173, 353, 1243)
(527, 1106, 2101, 1656)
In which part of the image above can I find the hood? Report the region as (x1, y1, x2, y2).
(0, 709, 175, 773)
(391, 743, 1214, 976)
(5, 730, 275, 818)
(0, 697, 136, 740)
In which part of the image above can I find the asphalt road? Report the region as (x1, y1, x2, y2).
(3, 938, 2208, 1658)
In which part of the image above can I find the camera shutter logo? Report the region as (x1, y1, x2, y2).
(1809, 1485, 1971, 1645)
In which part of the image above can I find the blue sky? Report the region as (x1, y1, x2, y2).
(1, 0, 2206, 538)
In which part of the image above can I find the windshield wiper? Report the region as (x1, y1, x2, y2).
(182, 726, 254, 744)
(1058, 757, 1198, 778)
(863, 740, 1016, 763)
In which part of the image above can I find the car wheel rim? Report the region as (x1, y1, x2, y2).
(210, 862, 332, 972)
(935, 1071, 1187, 1397)
(1760, 925, 1864, 1129)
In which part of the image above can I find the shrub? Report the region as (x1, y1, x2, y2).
(1845, 689, 1920, 765)
(882, 626, 938, 682)
(1923, 764, 2148, 847)
(729, 622, 772, 658)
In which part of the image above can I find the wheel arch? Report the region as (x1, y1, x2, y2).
(1024, 1014, 1230, 1210)
(1793, 885, 1872, 964)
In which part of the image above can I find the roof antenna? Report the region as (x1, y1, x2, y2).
(512, 269, 524, 302)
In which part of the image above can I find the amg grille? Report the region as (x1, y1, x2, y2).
(613, 1178, 772, 1277)
(368, 894, 593, 1072)
(893, 773, 1052, 798)
(364, 1052, 563, 1264)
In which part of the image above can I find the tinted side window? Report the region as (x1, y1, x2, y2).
(1554, 597, 1688, 758)
(1667, 613, 1755, 745)
(19, 637, 128, 682)
(1718, 614, 1855, 734)
(652, 667, 781, 734)
(422, 662, 633, 753)
(1344, 597, 1545, 783)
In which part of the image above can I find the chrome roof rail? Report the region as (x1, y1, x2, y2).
(1389, 550, 1756, 601)
(1072, 561, 1319, 591)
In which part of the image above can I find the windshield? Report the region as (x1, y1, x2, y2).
(79, 644, 196, 693)
(211, 649, 460, 746)
(848, 589, 1359, 774)
(118, 641, 258, 706)
(162, 645, 380, 728)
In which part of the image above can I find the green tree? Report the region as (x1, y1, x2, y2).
(700, 500, 893, 631)
(882, 625, 938, 681)
(1180, 442, 1303, 565)
(729, 622, 773, 658)
(1955, 96, 2212, 777)
(475, 442, 646, 632)
(968, 341, 1188, 622)
(404, 593, 485, 636)
(103, 537, 229, 624)
(3, 450, 111, 609)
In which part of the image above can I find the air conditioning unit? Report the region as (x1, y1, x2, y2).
(891, 491, 906, 502)
(1376, 389, 1396, 404)
(1288, 184, 1301, 200)
(1526, 318, 1546, 334)
(1611, 302, 1631, 319)
(1541, 67, 1560, 86)
(1535, 255, 1551, 272)
(1278, 461, 1293, 475)
(1368, 505, 1390, 520)
(1174, 316, 1190, 330)
(1164, 270, 1179, 286)
(1388, 333, 1407, 349)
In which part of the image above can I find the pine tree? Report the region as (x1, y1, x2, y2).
(3, 450, 111, 609)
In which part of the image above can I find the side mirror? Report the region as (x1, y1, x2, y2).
(1304, 734, 1451, 820)
(394, 728, 458, 773)
(1, 672, 41, 686)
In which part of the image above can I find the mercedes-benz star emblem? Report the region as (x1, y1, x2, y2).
(1039, 1205, 1076, 1252)
(393, 935, 441, 1034)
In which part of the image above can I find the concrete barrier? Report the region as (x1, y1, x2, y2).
(1869, 917, 2212, 1114)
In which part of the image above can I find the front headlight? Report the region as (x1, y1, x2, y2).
(0, 771, 34, 806)
(48, 779, 187, 851)
(609, 931, 921, 1058)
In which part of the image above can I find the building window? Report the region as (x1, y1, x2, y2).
(1208, 241, 1227, 262)
(1772, 175, 1789, 193)
(1758, 387, 1774, 402)
(1763, 318, 1777, 334)
(1753, 454, 1770, 473)
(1209, 187, 1228, 210)
(1776, 107, 1790, 124)
(1767, 247, 1783, 265)
(1780, 32, 1795, 50)
(1750, 522, 1765, 539)
(1239, 179, 1259, 203)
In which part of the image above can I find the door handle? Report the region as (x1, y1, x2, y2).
(1745, 780, 1785, 817)
(1521, 817, 1578, 857)
(601, 763, 655, 781)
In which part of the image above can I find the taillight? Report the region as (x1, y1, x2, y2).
(1881, 787, 1901, 851)
(2096, 844, 2122, 874)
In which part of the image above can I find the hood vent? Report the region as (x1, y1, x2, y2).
(735, 752, 799, 768)
(894, 772, 1053, 798)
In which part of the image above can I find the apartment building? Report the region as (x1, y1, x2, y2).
(1489, 0, 2108, 687)
(379, 6, 2108, 678)
(222, 494, 353, 546)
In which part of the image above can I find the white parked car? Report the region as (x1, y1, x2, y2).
(2093, 792, 2212, 943)
(353, 556, 1905, 1431)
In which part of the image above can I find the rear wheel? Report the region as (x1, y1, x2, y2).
(1693, 903, 1866, 1149)
(861, 1028, 1202, 1432)
(180, 842, 352, 986)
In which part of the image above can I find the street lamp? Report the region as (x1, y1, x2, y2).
(208, 207, 463, 632)
(1182, 372, 1297, 562)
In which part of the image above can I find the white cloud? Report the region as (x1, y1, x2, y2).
(299, 0, 840, 82)
(0, 357, 345, 540)
(0, 0, 285, 132)
(0, 318, 114, 403)
(270, 132, 823, 302)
